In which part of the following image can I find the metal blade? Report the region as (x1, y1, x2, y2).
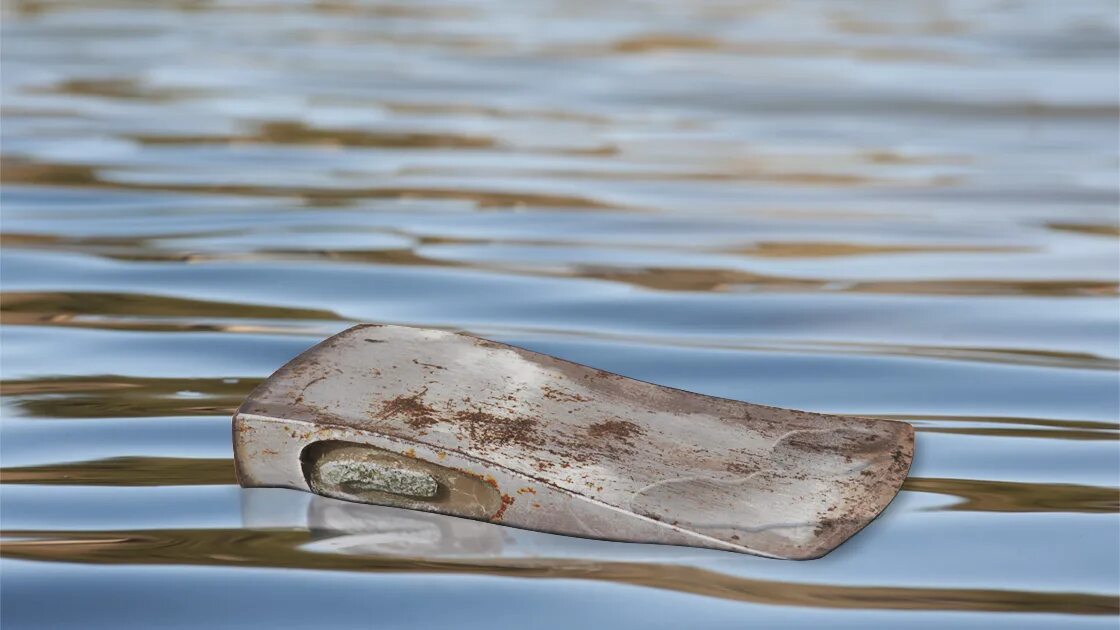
(233, 324, 914, 559)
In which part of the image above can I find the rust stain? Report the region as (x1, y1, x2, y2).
(458, 468, 501, 491)
(588, 419, 643, 441)
(376, 388, 439, 430)
(492, 493, 515, 520)
(726, 462, 756, 475)
(517, 486, 537, 495)
(541, 385, 589, 403)
(586, 419, 645, 456)
(454, 410, 542, 448)
(813, 517, 853, 539)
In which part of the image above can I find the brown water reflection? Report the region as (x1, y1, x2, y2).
(1047, 223, 1120, 238)
(0, 456, 234, 486)
(1, 376, 261, 418)
(3, 314, 1115, 377)
(903, 478, 1119, 514)
(3, 223, 1114, 299)
(129, 122, 616, 157)
(3, 456, 1116, 516)
(917, 426, 1118, 441)
(1, 291, 340, 321)
(1, 157, 626, 209)
(2, 527, 1115, 615)
(34, 78, 212, 102)
(131, 121, 498, 150)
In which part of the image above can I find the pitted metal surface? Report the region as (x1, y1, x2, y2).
(234, 324, 914, 559)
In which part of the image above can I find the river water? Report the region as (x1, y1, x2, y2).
(1, 1, 1118, 628)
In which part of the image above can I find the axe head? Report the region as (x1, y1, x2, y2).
(234, 324, 914, 559)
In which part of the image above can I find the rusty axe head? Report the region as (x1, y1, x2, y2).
(233, 324, 913, 559)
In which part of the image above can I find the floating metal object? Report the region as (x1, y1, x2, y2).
(233, 324, 914, 559)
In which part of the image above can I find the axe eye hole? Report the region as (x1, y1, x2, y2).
(300, 440, 502, 519)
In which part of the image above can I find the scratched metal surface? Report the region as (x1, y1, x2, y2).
(1, 0, 1118, 628)
(234, 324, 914, 559)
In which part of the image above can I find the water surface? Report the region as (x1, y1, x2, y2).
(2, 0, 1118, 627)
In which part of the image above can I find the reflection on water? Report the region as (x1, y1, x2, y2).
(4, 229, 1116, 298)
(902, 478, 1119, 514)
(7, 525, 1116, 616)
(1, 375, 262, 418)
(4, 455, 1117, 515)
(1, 0, 1118, 627)
(2, 157, 626, 209)
(2, 526, 1115, 616)
(0, 456, 235, 486)
(1, 491, 1114, 616)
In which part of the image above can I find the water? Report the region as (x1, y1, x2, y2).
(1, 0, 1118, 627)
